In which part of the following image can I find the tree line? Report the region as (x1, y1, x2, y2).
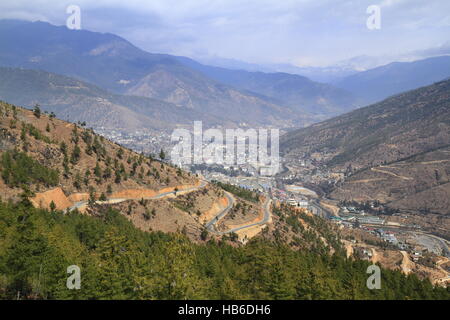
(0, 201, 448, 300)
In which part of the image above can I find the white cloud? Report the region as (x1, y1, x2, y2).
(0, 0, 448, 66)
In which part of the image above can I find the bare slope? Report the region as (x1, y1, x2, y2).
(281, 79, 450, 170)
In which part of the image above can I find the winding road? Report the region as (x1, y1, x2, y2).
(205, 192, 235, 233)
(69, 180, 208, 212)
(309, 200, 332, 219)
(69, 179, 272, 237)
(206, 197, 272, 235)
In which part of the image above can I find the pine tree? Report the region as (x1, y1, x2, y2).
(70, 145, 81, 164)
(33, 104, 41, 118)
(159, 149, 166, 160)
(95, 228, 144, 299)
(154, 234, 205, 299)
(49, 201, 56, 212)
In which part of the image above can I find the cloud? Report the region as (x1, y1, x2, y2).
(0, 0, 449, 66)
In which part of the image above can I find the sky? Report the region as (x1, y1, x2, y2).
(0, 0, 449, 67)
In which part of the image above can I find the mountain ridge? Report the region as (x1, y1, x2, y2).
(281, 79, 450, 215)
(0, 19, 359, 126)
(335, 56, 450, 104)
(281, 79, 450, 169)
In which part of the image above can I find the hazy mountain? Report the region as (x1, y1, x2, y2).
(0, 20, 302, 127)
(266, 63, 359, 83)
(0, 67, 224, 132)
(0, 20, 360, 125)
(198, 44, 450, 84)
(0, 20, 303, 127)
(123, 61, 296, 127)
(335, 56, 450, 104)
(197, 56, 276, 73)
(195, 57, 359, 82)
(0, 20, 178, 93)
(175, 56, 360, 117)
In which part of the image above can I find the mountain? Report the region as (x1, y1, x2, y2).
(281, 79, 450, 168)
(0, 19, 174, 93)
(281, 80, 450, 215)
(335, 56, 450, 104)
(195, 57, 360, 83)
(265, 63, 360, 83)
(123, 62, 295, 127)
(0, 67, 220, 132)
(0, 20, 298, 127)
(175, 56, 360, 117)
(0, 19, 358, 125)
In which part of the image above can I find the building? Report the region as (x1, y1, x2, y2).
(357, 216, 385, 225)
(298, 200, 309, 208)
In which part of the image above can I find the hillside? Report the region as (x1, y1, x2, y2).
(2, 200, 449, 299)
(331, 146, 450, 215)
(0, 100, 201, 204)
(0, 101, 340, 244)
(281, 80, 450, 215)
(281, 79, 450, 169)
(175, 56, 359, 117)
(335, 56, 450, 104)
(0, 100, 237, 240)
(0, 101, 351, 248)
(0, 67, 226, 132)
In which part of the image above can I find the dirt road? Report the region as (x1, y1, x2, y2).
(206, 198, 272, 235)
(371, 167, 413, 180)
(69, 180, 208, 212)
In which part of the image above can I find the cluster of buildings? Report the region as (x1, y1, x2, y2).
(331, 214, 386, 227)
(270, 185, 316, 211)
(202, 170, 275, 193)
(286, 198, 309, 209)
(372, 228, 400, 246)
(94, 127, 171, 155)
(280, 154, 345, 186)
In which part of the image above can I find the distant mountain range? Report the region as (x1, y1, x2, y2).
(0, 67, 239, 132)
(1, 19, 450, 136)
(334, 56, 450, 104)
(174, 56, 359, 116)
(196, 43, 450, 83)
(0, 19, 362, 127)
(195, 56, 361, 83)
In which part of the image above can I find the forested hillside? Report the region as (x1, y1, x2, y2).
(0, 100, 197, 203)
(0, 202, 448, 300)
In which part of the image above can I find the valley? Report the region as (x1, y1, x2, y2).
(0, 11, 449, 302)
